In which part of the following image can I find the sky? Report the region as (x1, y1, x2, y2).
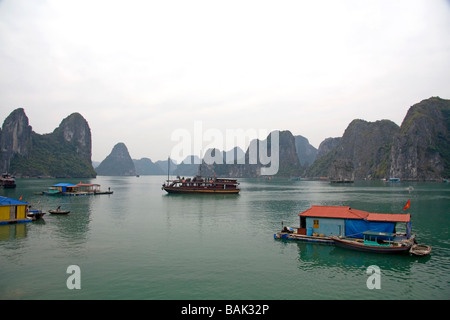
(1, 0, 450, 163)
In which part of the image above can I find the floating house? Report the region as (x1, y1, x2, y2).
(42, 182, 113, 196)
(275, 205, 411, 243)
(52, 183, 78, 194)
(0, 196, 32, 225)
(299, 205, 411, 238)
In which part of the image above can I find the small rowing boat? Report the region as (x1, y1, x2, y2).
(409, 244, 432, 256)
(49, 207, 70, 215)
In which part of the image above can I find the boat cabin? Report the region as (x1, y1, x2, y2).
(298, 206, 411, 239)
(362, 231, 396, 247)
(0, 196, 31, 225)
(76, 183, 101, 194)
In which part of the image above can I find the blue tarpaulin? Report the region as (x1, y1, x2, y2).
(0, 196, 28, 206)
(345, 219, 395, 239)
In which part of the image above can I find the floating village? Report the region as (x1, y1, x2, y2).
(1, 171, 431, 257)
(0, 177, 113, 224)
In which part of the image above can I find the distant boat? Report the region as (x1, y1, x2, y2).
(0, 173, 16, 188)
(162, 175, 240, 194)
(388, 177, 401, 182)
(330, 179, 354, 183)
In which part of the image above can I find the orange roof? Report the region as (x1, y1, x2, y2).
(299, 206, 369, 219)
(367, 213, 410, 222)
(299, 205, 410, 222)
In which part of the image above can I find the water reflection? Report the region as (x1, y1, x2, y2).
(0, 224, 27, 241)
(276, 239, 419, 275)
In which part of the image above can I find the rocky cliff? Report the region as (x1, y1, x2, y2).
(1, 109, 96, 178)
(133, 157, 164, 175)
(96, 142, 136, 176)
(0, 108, 32, 173)
(53, 113, 92, 163)
(390, 97, 450, 180)
(294, 135, 318, 167)
(307, 97, 450, 181)
(198, 130, 302, 177)
(315, 137, 341, 160)
(307, 119, 400, 180)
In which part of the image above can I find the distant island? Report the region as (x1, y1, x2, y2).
(2, 96, 449, 180)
(0, 109, 96, 178)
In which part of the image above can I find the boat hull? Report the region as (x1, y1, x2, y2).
(331, 236, 412, 254)
(48, 210, 70, 214)
(163, 187, 239, 194)
(27, 210, 46, 220)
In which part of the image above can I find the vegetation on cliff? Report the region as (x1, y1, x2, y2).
(1, 109, 96, 178)
(2, 97, 448, 180)
(390, 97, 450, 180)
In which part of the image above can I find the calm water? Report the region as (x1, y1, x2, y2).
(0, 177, 449, 300)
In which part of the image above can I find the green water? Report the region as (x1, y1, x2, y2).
(1, 177, 449, 300)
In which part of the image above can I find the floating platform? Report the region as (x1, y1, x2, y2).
(274, 231, 334, 244)
(0, 218, 32, 225)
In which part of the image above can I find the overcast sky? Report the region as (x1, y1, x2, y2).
(1, 0, 450, 163)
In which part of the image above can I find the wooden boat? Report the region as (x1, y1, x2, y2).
(410, 244, 432, 256)
(49, 207, 70, 214)
(0, 173, 16, 188)
(330, 179, 354, 183)
(162, 175, 240, 194)
(330, 231, 414, 254)
(27, 210, 46, 220)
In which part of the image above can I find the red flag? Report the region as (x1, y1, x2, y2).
(403, 199, 410, 210)
(19, 195, 23, 201)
